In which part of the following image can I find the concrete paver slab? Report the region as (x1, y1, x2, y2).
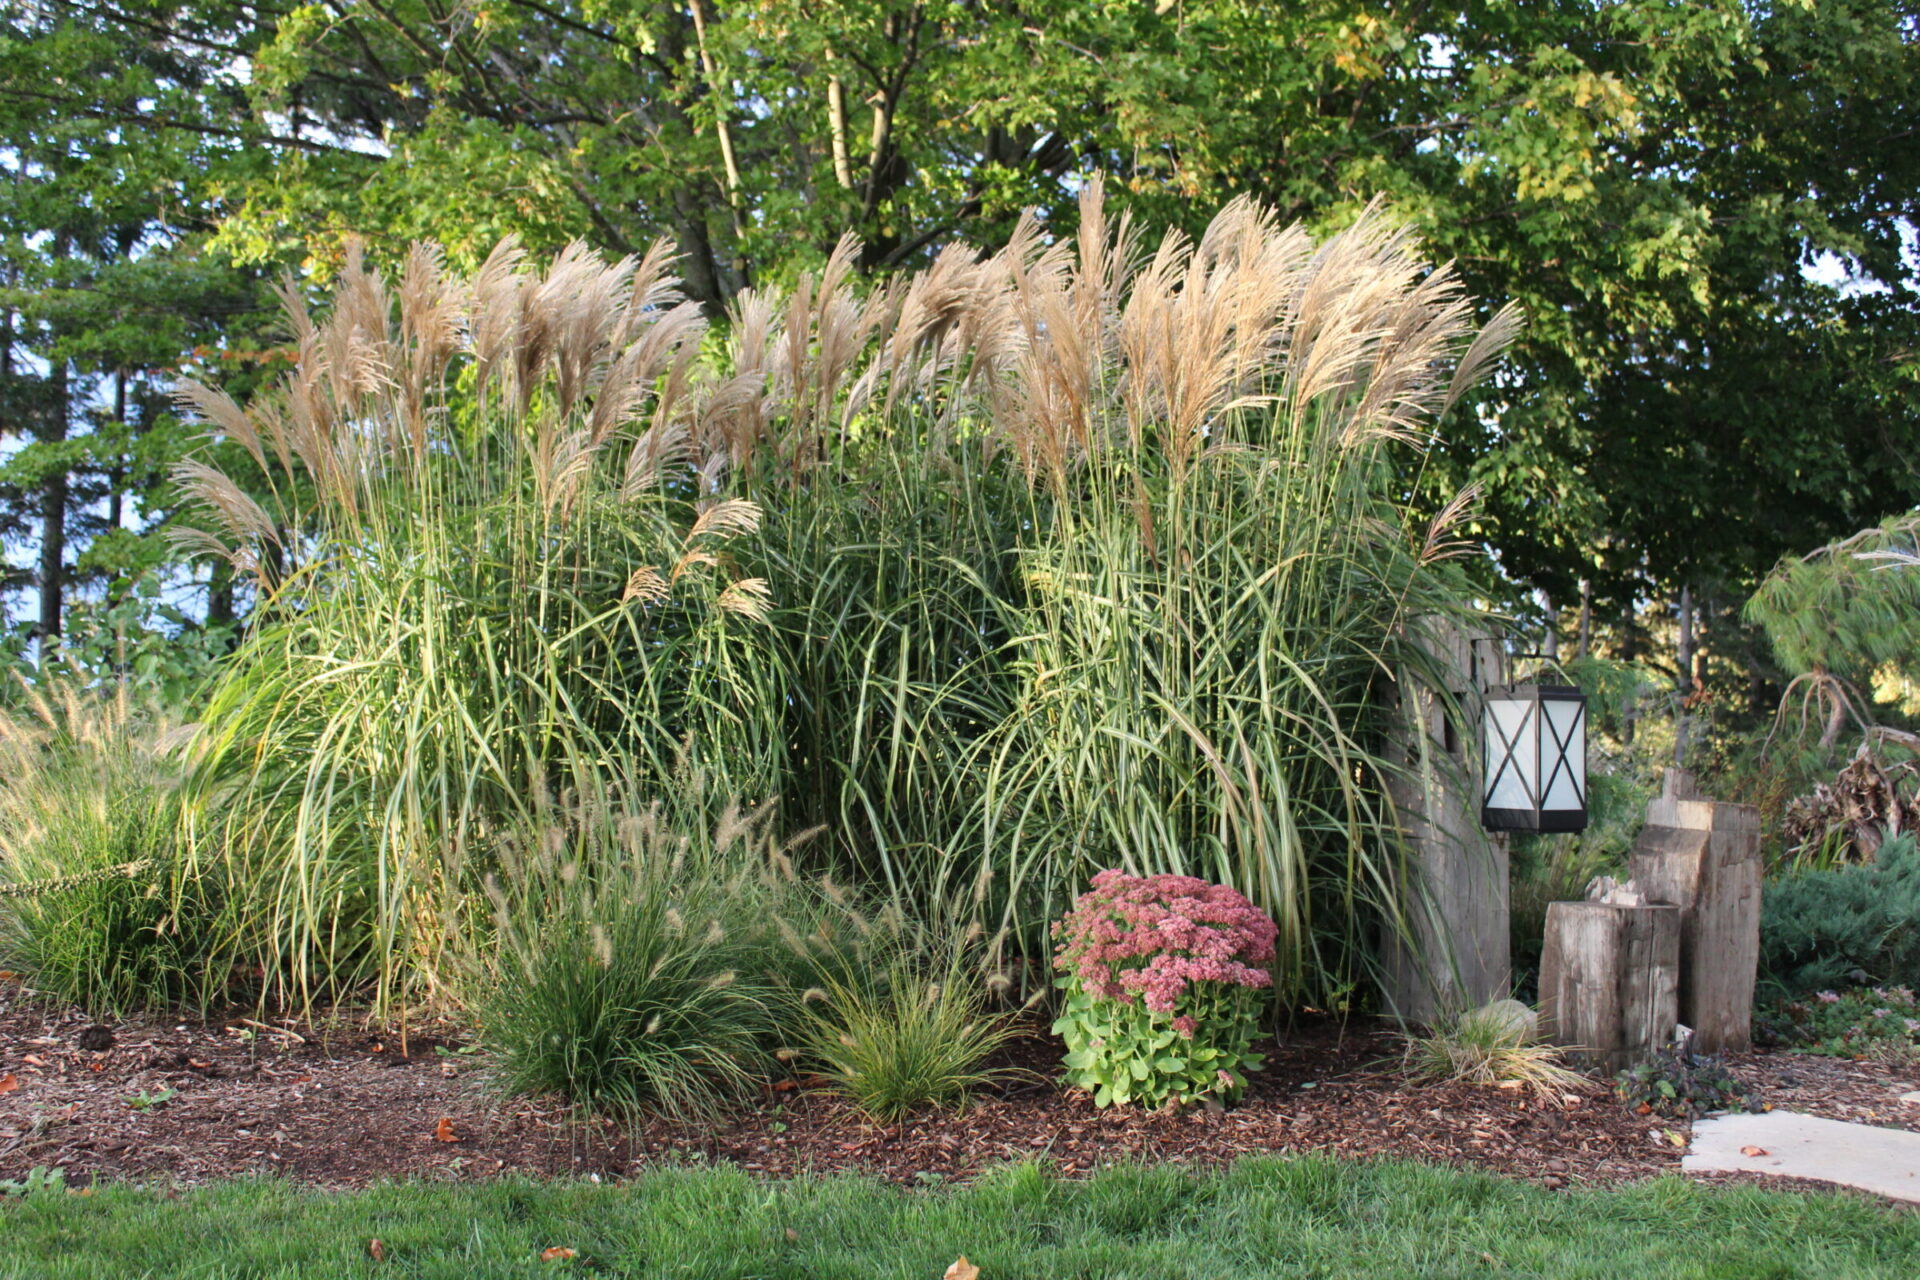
(1686, 1110, 1920, 1202)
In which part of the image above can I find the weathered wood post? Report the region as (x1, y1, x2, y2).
(1380, 622, 1509, 1026)
(1539, 899, 1681, 1071)
(1628, 769, 1762, 1053)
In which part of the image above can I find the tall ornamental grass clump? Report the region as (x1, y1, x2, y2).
(706, 183, 1515, 999)
(176, 180, 1515, 1012)
(176, 241, 774, 1009)
(0, 678, 222, 1014)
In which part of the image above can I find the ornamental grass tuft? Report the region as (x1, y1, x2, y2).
(476, 797, 800, 1121)
(1404, 1001, 1587, 1098)
(0, 675, 224, 1015)
(787, 945, 1022, 1122)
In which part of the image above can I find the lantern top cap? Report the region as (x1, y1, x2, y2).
(1487, 682, 1583, 698)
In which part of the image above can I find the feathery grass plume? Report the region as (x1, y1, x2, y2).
(174, 236, 766, 1012)
(927, 185, 1516, 999)
(657, 179, 1518, 1004)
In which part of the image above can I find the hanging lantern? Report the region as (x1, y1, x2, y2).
(1481, 683, 1588, 832)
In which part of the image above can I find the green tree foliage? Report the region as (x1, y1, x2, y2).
(4, 1, 1917, 686)
(0, 1, 276, 648)
(1749, 509, 1920, 687)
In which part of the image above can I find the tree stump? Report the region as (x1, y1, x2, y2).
(1628, 769, 1762, 1053)
(1539, 900, 1680, 1072)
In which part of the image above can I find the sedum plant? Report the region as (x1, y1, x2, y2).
(1051, 870, 1278, 1110)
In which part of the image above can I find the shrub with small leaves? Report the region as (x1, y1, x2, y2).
(1614, 1051, 1757, 1120)
(1763, 985, 1920, 1063)
(1050, 870, 1277, 1110)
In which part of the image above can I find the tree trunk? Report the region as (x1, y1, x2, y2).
(1674, 584, 1694, 766)
(1576, 578, 1592, 659)
(207, 557, 236, 636)
(37, 349, 68, 644)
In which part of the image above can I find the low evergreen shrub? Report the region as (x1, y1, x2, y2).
(1758, 833, 1920, 996)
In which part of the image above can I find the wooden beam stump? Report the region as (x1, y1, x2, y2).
(1379, 621, 1509, 1027)
(1629, 769, 1762, 1054)
(1539, 901, 1680, 1073)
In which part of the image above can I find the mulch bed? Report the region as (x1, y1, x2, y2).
(1722, 1050, 1920, 1134)
(2, 983, 1911, 1192)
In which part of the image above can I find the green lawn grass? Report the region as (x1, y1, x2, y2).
(2, 1157, 1915, 1279)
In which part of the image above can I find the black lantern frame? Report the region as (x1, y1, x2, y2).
(1480, 683, 1588, 833)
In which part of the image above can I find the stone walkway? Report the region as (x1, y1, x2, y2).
(1686, 1108, 1920, 1203)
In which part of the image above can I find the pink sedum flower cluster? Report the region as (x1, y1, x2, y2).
(1052, 870, 1279, 1014)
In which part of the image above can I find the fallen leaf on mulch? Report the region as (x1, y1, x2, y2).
(539, 1246, 576, 1261)
(367, 1239, 386, 1262)
(433, 1117, 460, 1143)
(1741, 1146, 1769, 1157)
(0, 1073, 18, 1094)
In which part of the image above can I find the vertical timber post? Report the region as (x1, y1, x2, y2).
(1380, 621, 1510, 1027)
(1629, 769, 1762, 1053)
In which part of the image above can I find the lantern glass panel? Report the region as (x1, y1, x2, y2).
(1483, 695, 1536, 812)
(1541, 697, 1586, 813)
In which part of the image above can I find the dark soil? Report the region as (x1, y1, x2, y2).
(3, 981, 1911, 1192)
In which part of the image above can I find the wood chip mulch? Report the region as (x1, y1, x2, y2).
(3, 984, 1911, 1192)
(1723, 1050, 1920, 1134)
